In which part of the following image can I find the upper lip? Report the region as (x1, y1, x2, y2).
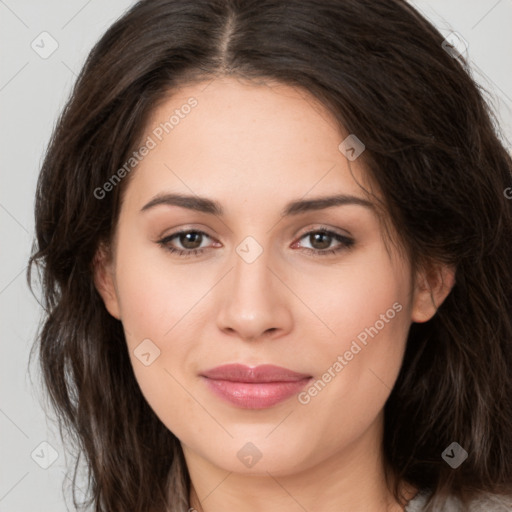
(200, 364, 311, 383)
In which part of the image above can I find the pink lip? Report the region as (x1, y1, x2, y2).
(200, 364, 312, 409)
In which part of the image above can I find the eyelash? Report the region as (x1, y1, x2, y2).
(157, 227, 355, 258)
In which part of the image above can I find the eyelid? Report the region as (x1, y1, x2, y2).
(157, 224, 355, 258)
(157, 227, 217, 247)
(157, 224, 215, 238)
(157, 224, 351, 245)
(294, 223, 353, 239)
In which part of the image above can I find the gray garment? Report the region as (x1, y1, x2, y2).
(405, 490, 512, 511)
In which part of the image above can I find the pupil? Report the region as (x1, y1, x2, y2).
(312, 232, 331, 250)
(181, 232, 201, 249)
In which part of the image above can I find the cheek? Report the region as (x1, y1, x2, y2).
(299, 244, 411, 359)
(113, 237, 205, 342)
(295, 245, 411, 414)
(111, 236, 210, 428)
(281, 265, 411, 470)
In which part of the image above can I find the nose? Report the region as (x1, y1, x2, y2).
(215, 242, 293, 342)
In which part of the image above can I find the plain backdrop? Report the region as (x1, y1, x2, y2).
(1, 1, 511, 510)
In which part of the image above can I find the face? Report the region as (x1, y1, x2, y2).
(95, 76, 452, 478)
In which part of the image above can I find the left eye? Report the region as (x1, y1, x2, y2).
(157, 228, 354, 257)
(157, 230, 214, 256)
(294, 229, 355, 256)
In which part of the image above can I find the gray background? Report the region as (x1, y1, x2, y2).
(1, 1, 511, 510)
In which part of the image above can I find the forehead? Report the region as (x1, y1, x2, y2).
(125, 76, 374, 211)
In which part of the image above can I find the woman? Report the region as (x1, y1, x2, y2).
(28, 0, 512, 510)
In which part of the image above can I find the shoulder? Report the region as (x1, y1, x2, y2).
(405, 490, 512, 511)
(466, 493, 512, 511)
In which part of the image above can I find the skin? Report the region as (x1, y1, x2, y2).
(94, 76, 455, 512)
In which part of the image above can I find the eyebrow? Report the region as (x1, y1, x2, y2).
(140, 192, 374, 216)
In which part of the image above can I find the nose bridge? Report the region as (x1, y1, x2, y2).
(231, 234, 276, 305)
(215, 233, 292, 339)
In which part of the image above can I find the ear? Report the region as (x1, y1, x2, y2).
(92, 243, 121, 320)
(411, 261, 456, 323)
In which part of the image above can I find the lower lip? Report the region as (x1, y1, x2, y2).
(202, 377, 312, 409)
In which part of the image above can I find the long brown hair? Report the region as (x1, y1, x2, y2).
(28, 0, 512, 510)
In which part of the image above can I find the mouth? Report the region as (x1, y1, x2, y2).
(200, 364, 313, 409)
